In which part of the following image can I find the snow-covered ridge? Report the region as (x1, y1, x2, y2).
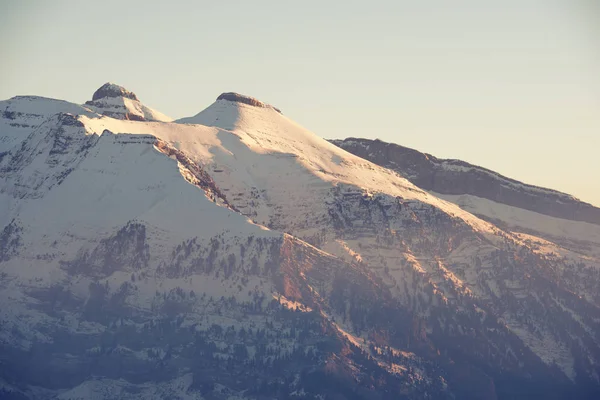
(332, 137, 600, 225)
(336, 138, 578, 201)
(432, 192, 600, 251)
(173, 93, 497, 237)
(0, 96, 96, 152)
(2, 95, 93, 116)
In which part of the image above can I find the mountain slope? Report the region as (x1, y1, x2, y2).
(0, 88, 456, 399)
(330, 138, 600, 289)
(0, 82, 170, 155)
(0, 96, 96, 153)
(173, 93, 600, 395)
(0, 86, 599, 399)
(172, 94, 598, 394)
(331, 137, 600, 226)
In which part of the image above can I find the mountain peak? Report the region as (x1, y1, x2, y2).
(91, 82, 139, 102)
(216, 92, 282, 114)
(84, 82, 171, 122)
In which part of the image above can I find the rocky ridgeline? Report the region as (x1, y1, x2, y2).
(90, 82, 140, 102)
(332, 138, 600, 225)
(217, 92, 282, 114)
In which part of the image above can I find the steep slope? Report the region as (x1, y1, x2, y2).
(0, 96, 96, 152)
(331, 137, 600, 295)
(0, 86, 599, 399)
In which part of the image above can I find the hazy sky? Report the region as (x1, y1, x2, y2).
(1, 0, 599, 205)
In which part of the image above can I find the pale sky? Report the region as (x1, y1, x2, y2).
(1, 0, 599, 206)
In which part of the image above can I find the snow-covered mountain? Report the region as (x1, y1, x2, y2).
(331, 138, 600, 275)
(84, 83, 172, 122)
(0, 84, 599, 399)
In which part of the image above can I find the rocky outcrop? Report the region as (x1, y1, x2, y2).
(83, 84, 171, 122)
(0, 113, 99, 199)
(63, 221, 150, 279)
(90, 83, 139, 102)
(0, 96, 96, 153)
(0, 220, 22, 262)
(332, 138, 600, 225)
(217, 92, 282, 114)
(154, 138, 237, 209)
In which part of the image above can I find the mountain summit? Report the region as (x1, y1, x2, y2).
(176, 91, 282, 128)
(85, 82, 171, 122)
(91, 82, 140, 102)
(216, 92, 282, 113)
(0, 83, 599, 399)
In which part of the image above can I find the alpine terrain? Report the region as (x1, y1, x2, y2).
(0, 83, 599, 399)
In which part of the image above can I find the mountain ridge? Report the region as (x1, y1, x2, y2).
(331, 137, 600, 225)
(0, 84, 599, 399)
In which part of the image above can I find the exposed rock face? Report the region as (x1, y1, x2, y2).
(217, 92, 282, 114)
(0, 96, 96, 153)
(331, 138, 600, 226)
(91, 82, 139, 102)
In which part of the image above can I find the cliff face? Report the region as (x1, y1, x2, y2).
(91, 82, 139, 101)
(331, 137, 600, 226)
